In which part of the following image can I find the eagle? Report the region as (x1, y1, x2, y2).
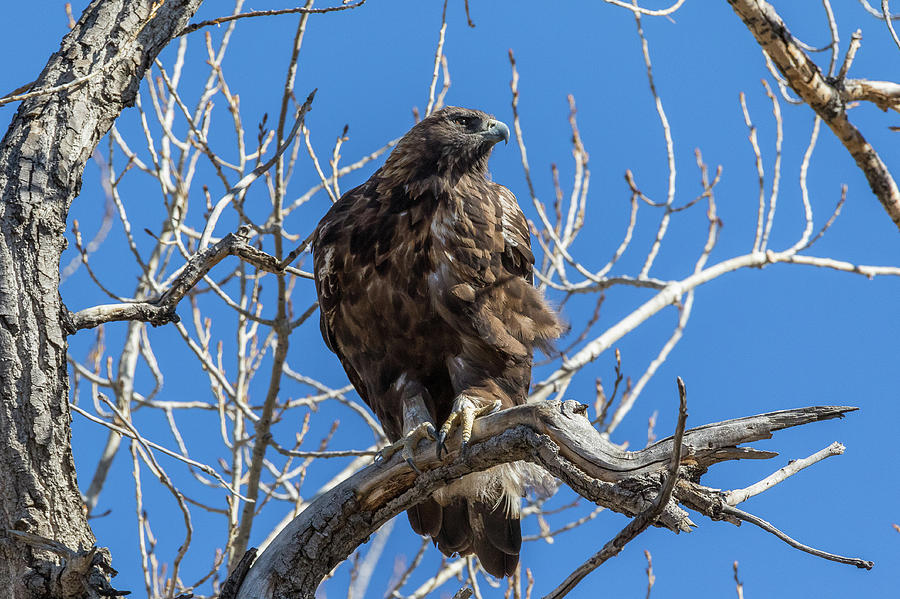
(311, 106, 562, 578)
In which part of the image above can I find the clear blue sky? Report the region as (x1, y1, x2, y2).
(2, 1, 898, 598)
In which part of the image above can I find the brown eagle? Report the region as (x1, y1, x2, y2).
(312, 106, 561, 577)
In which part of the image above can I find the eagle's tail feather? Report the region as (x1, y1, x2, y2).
(470, 499, 521, 577)
(433, 499, 473, 555)
(475, 500, 522, 555)
(420, 493, 521, 578)
(407, 498, 443, 538)
(412, 464, 553, 577)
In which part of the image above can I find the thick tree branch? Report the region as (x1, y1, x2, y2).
(727, 0, 900, 230)
(231, 400, 863, 599)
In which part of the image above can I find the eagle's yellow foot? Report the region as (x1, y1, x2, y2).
(436, 397, 502, 458)
(375, 421, 437, 474)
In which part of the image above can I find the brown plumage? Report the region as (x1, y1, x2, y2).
(312, 106, 561, 577)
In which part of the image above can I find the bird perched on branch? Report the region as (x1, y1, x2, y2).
(312, 106, 561, 578)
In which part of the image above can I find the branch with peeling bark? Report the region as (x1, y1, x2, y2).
(727, 0, 900, 230)
(221, 395, 869, 599)
(543, 377, 689, 599)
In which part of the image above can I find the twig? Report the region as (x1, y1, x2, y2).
(198, 90, 316, 251)
(0, 1, 166, 107)
(98, 394, 194, 597)
(70, 403, 250, 501)
(531, 247, 900, 402)
(721, 504, 873, 569)
(740, 92, 766, 253)
(177, 1, 367, 37)
(632, 0, 676, 279)
(644, 550, 655, 599)
(728, 0, 900, 230)
(602, 0, 686, 16)
(837, 30, 862, 82)
(733, 561, 744, 599)
(883, 0, 900, 51)
(725, 442, 845, 505)
(426, 0, 449, 116)
(69, 228, 289, 331)
(761, 80, 783, 251)
(303, 123, 339, 203)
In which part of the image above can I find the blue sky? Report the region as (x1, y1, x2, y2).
(2, 1, 898, 597)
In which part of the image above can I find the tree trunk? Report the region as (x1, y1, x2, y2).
(0, 1, 201, 597)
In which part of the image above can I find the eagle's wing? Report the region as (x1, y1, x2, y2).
(496, 185, 535, 284)
(312, 183, 373, 408)
(432, 181, 559, 406)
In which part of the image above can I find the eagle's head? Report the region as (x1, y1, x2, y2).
(381, 106, 510, 195)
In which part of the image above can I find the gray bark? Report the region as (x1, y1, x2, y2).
(233, 400, 857, 599)
(0, 1, 202, 597)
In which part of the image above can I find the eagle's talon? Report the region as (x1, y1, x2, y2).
(436, 398, 501, 459)
(377, 421, 436, 473)
(435, 431, 450, 459)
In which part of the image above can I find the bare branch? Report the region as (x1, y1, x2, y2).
(602, 0, 686, 17)
(197, 89, 316, 252)
(645, 550, 655, 599)
(543, 378, 688, 599)
(69, 403, 249, 500)
(0, 2, 167, 107)
(728, 0, 900, 230)
(531, 250, 900, 403)
(882, 0, 900, 51)
(177, 1, 368, 37)
(425, 0, 449, 117)
(68, 227, 287, 331)
(725, 442, 845, 505)
(232, 400, 862, 599)
(733, 561, 744, 599)
(721, 504, 873, 569)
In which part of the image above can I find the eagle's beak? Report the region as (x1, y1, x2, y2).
(482, 120, 510, 145)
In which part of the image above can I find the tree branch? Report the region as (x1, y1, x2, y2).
(727, 0, 900, 230)
(0, 0, 204, 594)
(543, 377, 689, 599)
(721, 504, 873, 569)
(67, 226, 288, 331)
(231, 399, 864, 599)
(176, 0, 368, 38)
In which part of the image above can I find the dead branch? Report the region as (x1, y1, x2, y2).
(543, 377, 689, 599)
(230, 399, 865, 599)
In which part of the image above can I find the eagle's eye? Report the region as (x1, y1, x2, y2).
(453, 116, 472, 128)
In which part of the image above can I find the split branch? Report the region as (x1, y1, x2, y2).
(229, 399, 866, 599)
(543, 377, 689, 599)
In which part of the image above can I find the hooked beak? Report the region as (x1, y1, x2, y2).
(481, 119, 510, 145)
